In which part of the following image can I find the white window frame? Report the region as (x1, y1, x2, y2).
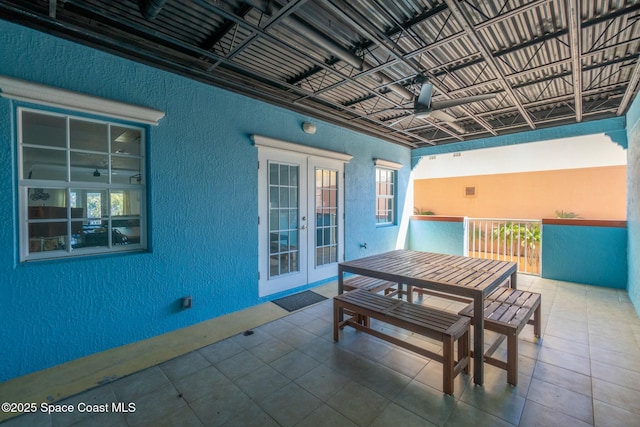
(374, 158, 402, 226)
(17, 108, 147, 261)
(1, 76, 165, 262)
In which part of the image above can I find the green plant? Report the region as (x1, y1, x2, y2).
(413, 207, 435, 215)
(492, 222, 541, 266)
(555, 210, 580, 218)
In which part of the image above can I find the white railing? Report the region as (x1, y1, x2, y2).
(465, 218, 542, 275)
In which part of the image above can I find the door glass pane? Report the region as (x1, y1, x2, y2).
(315, 168, 339, 267)
(279, 187, 289, 207)
(111, 189, 141, 216)
(269, 163, 279, 186)
(280, 165, 289, 186)
(268, 162, 299, 278)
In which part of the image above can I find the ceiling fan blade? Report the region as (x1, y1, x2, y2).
(414, 109, 431, 119)
(415, 82, 433, 109)
(428, 110, 466, 133)
(428, 109, 457, 123)
(431, 93, 496, 110)
(419, 110, 467, 134)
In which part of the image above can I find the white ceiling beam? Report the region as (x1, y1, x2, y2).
(567, 0, 583, 122)
(444, 0, 536, 130)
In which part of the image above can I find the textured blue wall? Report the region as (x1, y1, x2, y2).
(406, 218, 465, 255)
(541, 224, 628, 289)
(0, 20, 410, 381)
(627, 94, 640, 312)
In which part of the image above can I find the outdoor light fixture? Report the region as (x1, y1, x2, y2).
(93, 169, 101, 177)
(302, 122, 317, 134)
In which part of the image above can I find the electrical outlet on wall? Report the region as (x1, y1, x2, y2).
(182, 296, 192, 309)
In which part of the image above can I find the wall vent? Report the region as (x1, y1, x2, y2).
(465, 186, 476, 197)
(453, 152, 461, 157)
(428, 155, 436, 160)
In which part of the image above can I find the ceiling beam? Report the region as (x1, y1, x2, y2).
(5, 1, 427, 147)
(321, 0, 422, 75)
(287, 2, 449, 85)
(322, 0, 496, 135)
(438, 3, 640, 75)
(198, 3, 253, 54)
(474, 0, 552, 30)
(444, 0, 536, 129)
(204, 0, 310, 70)
(567, 0, 583, 122)
(48, 0, 57, 18)
(616, 61, 640, 116)
(187, 1, 417, 119)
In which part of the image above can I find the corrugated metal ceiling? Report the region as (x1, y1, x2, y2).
(1, 0, 639, 147)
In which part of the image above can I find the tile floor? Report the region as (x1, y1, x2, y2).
(2, 275, 640, 426)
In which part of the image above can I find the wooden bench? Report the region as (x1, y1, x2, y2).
(458, 288, 541, 385)
(333, 289, 471, 395)
(343, 275, 398, 296)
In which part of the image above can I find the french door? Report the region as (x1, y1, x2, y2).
(256, 137, 349, 297)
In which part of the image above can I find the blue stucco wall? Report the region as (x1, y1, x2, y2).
(541, 224, 628, 289)
(627, 94, 640, 313)
(406, 218, 465, 255)
(0, 20, 410, 382)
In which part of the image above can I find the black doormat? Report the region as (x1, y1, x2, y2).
(272, 290, 327, 312)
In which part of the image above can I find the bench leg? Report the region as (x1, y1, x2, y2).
(443, 335, 454, 395)
(459, 329, 470, 375)
(533, 304, 541, 338)
(355, 314, 369, 327)
(333, 301, 340, 342)
(507, 331, 518, 386)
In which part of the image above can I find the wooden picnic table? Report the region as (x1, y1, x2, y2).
(338, 249, 517, 386)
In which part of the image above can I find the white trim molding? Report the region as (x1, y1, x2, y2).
(0, 75, 165, 125)
(374, 158, 403, 170)
(252, 134, 352, 162)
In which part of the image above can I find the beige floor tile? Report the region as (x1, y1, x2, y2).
(526, 378, 593, 424)
(327, 380, 390, 426)
(5, 275, 640, 427)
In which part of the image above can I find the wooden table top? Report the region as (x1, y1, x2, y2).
(339, 250, 517, 298)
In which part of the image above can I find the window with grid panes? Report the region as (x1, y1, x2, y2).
(18, 108, 146, 261)
(375, 167, 395, 225)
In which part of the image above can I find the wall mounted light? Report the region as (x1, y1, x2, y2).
(302, 122, 317, 134)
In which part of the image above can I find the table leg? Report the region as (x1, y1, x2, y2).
(338, 265, 345, 322)
(473, 295, 484, 385)
(511, 271, 518, 289)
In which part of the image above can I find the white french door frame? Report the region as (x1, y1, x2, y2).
(254, 135, 352, 298)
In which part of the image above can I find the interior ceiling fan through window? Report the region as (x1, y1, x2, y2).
(395, 76, 496, 134)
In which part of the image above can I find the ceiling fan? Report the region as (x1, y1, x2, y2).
(395, 76, 497, 133)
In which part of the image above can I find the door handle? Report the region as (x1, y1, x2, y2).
(300, 225, 307, 230)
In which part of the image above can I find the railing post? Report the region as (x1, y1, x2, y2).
(463, 217, 469, 256)
(466, 217, 541, 276)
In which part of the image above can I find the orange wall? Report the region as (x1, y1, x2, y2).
(414, 165, 626, 220)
